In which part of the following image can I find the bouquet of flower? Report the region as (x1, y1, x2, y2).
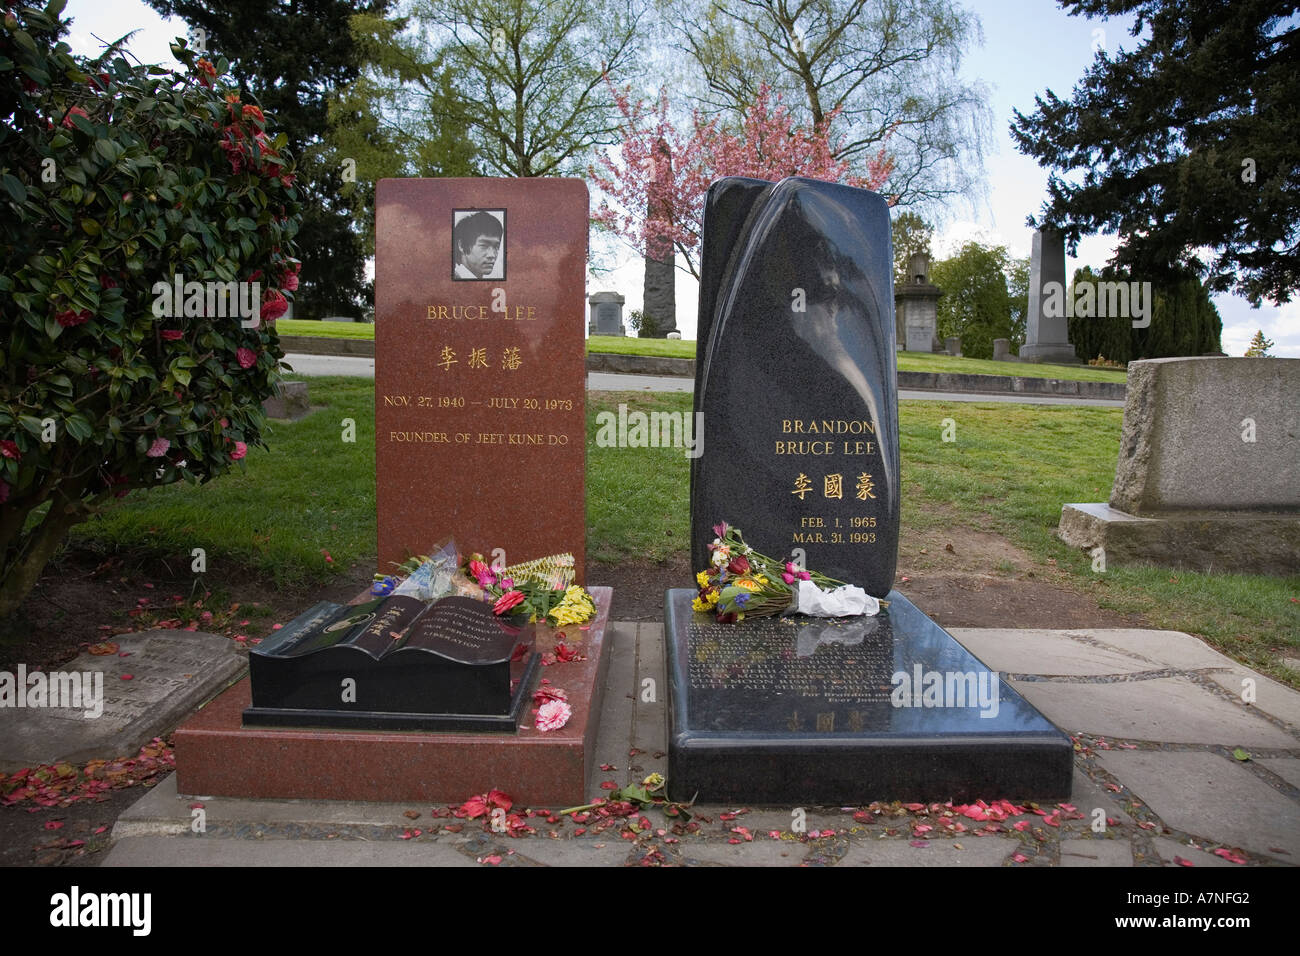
(693, 521, 884, 622)
(464, 552, 597, 627)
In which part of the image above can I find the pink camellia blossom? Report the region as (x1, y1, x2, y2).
(230, 441, 248, 461)
(282, 271, 299, 292)
(220, 418, 229, 428)
(236, 347, 257, 369)
(535, 699, 572, 732)
(0, 440, 20, 460)
(61, 106, 89, 128)
(55, 309, 90, 328)
(493, 590, 526, 615)
(146, 438, 170, 458)
(260, 289, 288, 321)
(160, 329, 183, 341)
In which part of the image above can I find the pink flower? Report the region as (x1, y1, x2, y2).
(468, 559, 495, 588)
(535, 700, 572, 732)
(493, 590, 526, 616)
(236, 347, 257, 369)
(160, 329, 184, 341)
(220, 418, 229, 428)
(146, 438, 170, 458)
(55, 309, 90, 328)
(260, 289, 288, 322)
(230, 441, 247, 461)
(62, 106, 89, 129)
(0, 440, 20, 460)
(282, 272, 299, 292)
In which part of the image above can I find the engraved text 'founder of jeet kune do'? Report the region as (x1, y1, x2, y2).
(452, 209, 505, 281)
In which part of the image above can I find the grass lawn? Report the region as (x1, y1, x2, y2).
(586, 335, 696, 358)
(894, 351, 1127, 383)
(277, 319, 375, 339)
(71, 376, 376, 588)
(68, 380, 1298, 684)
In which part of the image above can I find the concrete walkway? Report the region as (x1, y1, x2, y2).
(104, 624, 1298, 867)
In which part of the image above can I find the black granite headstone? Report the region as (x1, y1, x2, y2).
(665, 589, 1071, 802)
(671, 177, 1071, 802)
(244, 596, 537, 732)
(691, 177, 899, 597)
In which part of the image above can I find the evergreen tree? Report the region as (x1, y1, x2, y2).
(1010, 0, 1300, 306)
(144, 0, 389, 317)
(1244, 329, 1274, 356)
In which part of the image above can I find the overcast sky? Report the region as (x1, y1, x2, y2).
(60, 0, 1296, 357)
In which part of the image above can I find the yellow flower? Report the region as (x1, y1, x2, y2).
(691, 596, 709, 612)
(705, 588, 720, 608)
(734, 578, 760, 591)
(695, 570, 711, 588)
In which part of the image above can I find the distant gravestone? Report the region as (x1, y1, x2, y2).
(1020, 228, 1077, 363)
(1061, 357, 1300, 573)
(374, 178, 587, 577)
(895, 251, 941, 354)
(588, 291, 625, 336)
(671, 177, 1072, 804)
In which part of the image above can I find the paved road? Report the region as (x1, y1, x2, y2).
(283, 355, 1125, 407)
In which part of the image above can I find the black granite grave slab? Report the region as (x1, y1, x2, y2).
(690, 177, 900, 597)
(664, 589, 1073, 803)
(243, 596, 537, 732)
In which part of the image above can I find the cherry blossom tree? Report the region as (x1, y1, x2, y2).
(591, 82, 894, 279)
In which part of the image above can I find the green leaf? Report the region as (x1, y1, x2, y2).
(1232, 747, 1251, 762)
(80, 218, 101, 235)
(1, 173, 27, 202)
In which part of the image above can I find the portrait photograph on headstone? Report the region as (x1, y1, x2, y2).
(0, 0, 1295, 906)
(451, 208, 507, 281)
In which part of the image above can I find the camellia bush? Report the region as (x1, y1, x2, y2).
(0, 1, 302, 619)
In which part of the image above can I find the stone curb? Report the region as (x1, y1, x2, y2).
(278, 334, 375, 357)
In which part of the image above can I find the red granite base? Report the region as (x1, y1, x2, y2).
(174, 588, 613, 806)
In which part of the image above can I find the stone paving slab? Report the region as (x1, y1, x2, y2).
(1, 630, 245, 769)
(1080, 629, 1241, 671)
(1011, 676, 1296, 747)
(103, 835, 478, 867)
(1258, 758, 1300, 791)
(1059, 836, 1133, 867)
(1206, 667, 1300, 728)
(1151, 837, 1242, 868)
(1068, 768, 1134, 825)
(839, 836, 1012, 867)
(678, 840, 806, 866)
(1096, 750, 1300, 861)
(948, 628, 1157, 676)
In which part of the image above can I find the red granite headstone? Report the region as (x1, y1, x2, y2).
(375, 179, 587, 580)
